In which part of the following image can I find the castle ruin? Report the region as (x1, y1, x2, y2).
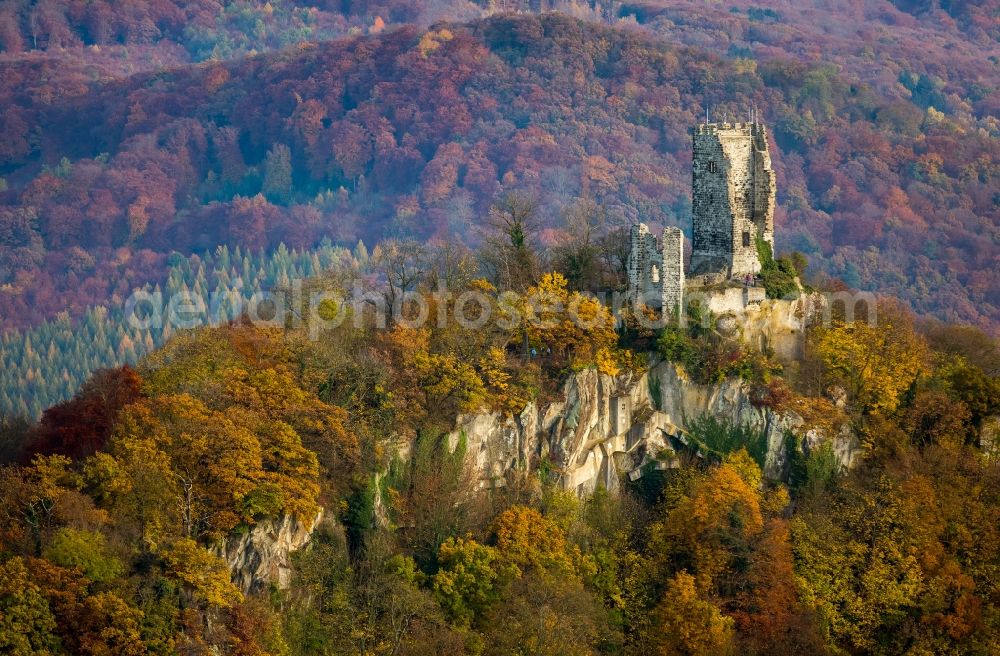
(690, 120, 775, 277)
(627, 118, 776, 318)
(627, 224, 684, 318)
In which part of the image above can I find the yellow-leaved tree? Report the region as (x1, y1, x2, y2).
(652, 570, 735, 656)
(431, 536, 519, 626)
(161, 538, 243, 608)
(813, 313, 927, 415)
(478, 345, 532, 416)
(120, 394, 264, 540)
(219, 367, 341, 504)
(378, 325, 488, 429)
(522, 272, 620, 375)
(792, 476, 925, 653)
(491, 505, 584, 579)
(651, 463, 764, 595)
(95, 392, 321, 544)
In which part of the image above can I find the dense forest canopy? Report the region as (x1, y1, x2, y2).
(0, 242, 354, 418)
(1, 3, 1000, 654)
(1, 8, 998, 336)
(1, 244, 999, 653)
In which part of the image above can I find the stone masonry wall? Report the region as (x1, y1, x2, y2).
(661, 226, 684, 320)
(720, 129, 758, 276)
(690, 126, 732, 275)
(628, 120, 776, 311)
(627, 223, 684, 315)
(628, 223, 662, 306)
(752, 125, 776, 246)
(690, 122, 775, 278)
(627, 223, 646, 291)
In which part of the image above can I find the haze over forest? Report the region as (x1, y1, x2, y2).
(0, 3, 999, 656)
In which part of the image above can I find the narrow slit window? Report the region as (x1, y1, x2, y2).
(742, 232, 751, 247)
(707, 160, 717, 173)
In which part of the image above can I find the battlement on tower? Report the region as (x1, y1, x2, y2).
(692, 121, 762, 136)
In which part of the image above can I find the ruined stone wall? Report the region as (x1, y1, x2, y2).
(690, 122, 775, 278)
(720, 129, 758, 276)
(752, 126, 776, 246)
(627, 223, 662, 306)
(661, 226, 684, 320)
(627, 223, 684, 315)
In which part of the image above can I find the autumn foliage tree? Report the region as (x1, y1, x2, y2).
(521, 272, 621, 374)
(26, 366, 143, 461)
(813, 307, 927, 415)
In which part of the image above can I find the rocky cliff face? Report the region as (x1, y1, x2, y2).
(228, 354, 860, 591)
(983, 416, 1000, 460)
(449, 359, 859, 493)
(218, 511, 322, 594)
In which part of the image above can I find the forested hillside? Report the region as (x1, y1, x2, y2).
(2, 11, 998, 336)
(0, 241, 356, 418)
(2, 242, 999, 654)
(3, 3, 1000, 654)
(2, 1, 995, 64)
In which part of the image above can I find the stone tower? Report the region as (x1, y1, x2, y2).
(689, 120, 775, 278)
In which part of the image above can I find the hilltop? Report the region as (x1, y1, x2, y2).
(1, 11, 997, 335)
(2, 5, 1000, 654)
(1, 248, 998, 653)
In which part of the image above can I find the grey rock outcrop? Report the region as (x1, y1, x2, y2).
(449, 359, 858, 494)
(217, 511, 322, 593)
(222, 355, 861, 592)
(982, 416, 999, 461)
